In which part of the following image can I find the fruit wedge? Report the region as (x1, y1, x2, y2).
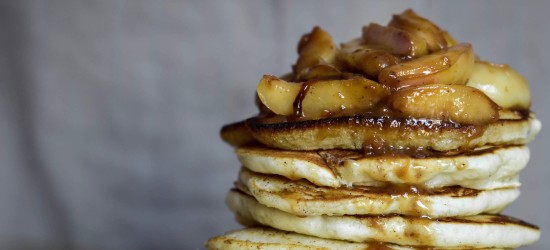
(338, 48, 400, 80)
(362, 23, 428, 58)
(389, 84, 499, 125)
(256, 75, 389, 119)
(388, 9, 448, 52)
(466, 61, 531, 109)
(295, 26, 337, 76)
(379, 43, 475, 91)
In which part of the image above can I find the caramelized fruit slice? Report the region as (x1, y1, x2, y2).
(256, 75, 303, 116)
(256, 75, 389, 119)
(296, 64, 342, 82)
(300, 77, 389, 119)
(362, 23, 428, 58)
(390, 84, 499, 125)
(388, 9, 448, 52)
(466, 61, 531, 109)
(295, 27, 337, 76)
(379, 43, 475, 91)
(338, 48, 400, 80)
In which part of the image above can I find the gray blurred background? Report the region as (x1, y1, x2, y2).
(1, 0, 549, 249)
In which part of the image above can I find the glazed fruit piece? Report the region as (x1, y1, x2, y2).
(338, 48, 400, 80)
(294, 27, 337, 78)
(256, 75, 389, 119)
(389, 84, 499, 125)
(466, 61, 531, 109)
(388, 9, 449, 52)
(362, 23, 428, 58)
(379, 43, 475, 91)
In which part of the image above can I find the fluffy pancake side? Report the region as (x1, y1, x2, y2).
(237, 168, 518, 217)
(237, 145, 528, 189)
(227, 190, 540, 248)
(206, 227, 512, 250)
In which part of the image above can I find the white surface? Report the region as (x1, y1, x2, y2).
(0, 1, 549, 249)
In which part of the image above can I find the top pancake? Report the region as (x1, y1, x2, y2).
(222, 111, 540, 151)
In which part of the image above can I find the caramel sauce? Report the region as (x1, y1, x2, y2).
(394, 158, 414, 180)
(384, 184, 432, 216)
(403, 216, 434, 245)
(361, 214, 435, 246)
(319, 145, 510, 163)
(240, 169, 480, 217)
(317, 149, 363, 171)
(366, 241, 393, 250)
(292, 81, 312, 119)
(365, 215, 386, 234)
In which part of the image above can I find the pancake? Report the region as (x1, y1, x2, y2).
(222, 121, 256, 147)
(236, 145, 528, 189)
(237, 168, 518, 217)
(206, 227, 512, 250)
(221, 112, 540, 151)
(227, 190, 540, 248)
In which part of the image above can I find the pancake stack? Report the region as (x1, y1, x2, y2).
(207, 9, 541, 249)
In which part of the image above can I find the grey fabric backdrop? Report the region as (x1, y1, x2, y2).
(1, 0, 549, 249)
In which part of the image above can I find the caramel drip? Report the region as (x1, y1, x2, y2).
(366, 241, 393, 250)
(415, 247, 435, 250)
(403, 216, 435, 246)
(292, 81, 312, 119)
(363, 215, 434, 246)
(385, 184, 432, 216)
(319, 145, 510, 164)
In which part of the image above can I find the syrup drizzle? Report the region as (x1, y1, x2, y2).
(292, 81, 312, 119)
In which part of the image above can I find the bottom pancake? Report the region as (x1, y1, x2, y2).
(227, 190, 540, 248)
(237, 168, 518, 217)
(206, 227, 513, 250)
